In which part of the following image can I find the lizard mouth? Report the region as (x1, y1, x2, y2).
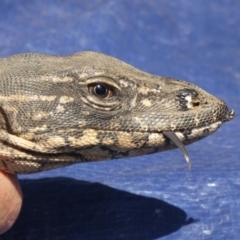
(162, 109, 235, 169)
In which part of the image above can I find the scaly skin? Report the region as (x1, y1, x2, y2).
(0, 52, 235, 173)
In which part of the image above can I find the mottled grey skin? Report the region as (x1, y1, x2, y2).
(0, 52, 235, 174)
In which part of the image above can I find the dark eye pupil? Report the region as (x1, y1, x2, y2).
(94, 84, 107, 97)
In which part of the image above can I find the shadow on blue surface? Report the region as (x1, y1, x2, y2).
(2, 178, 195, 240)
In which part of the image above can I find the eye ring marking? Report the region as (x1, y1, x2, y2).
(88, 83, 115, 99)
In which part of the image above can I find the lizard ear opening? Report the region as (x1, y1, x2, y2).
(0, 107, 13, 134)
(163, 131, 191, 169)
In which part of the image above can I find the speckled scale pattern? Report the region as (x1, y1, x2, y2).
(0, 51, 234, 174)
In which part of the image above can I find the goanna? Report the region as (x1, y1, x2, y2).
(0, 52, 235, 174)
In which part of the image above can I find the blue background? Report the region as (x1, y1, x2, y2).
(0, 1, 239, 239)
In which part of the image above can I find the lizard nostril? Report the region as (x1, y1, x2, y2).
(176, 88, 200, 110)
(192, 101, 200, 107)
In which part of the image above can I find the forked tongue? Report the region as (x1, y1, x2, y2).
(163, 131, 191, 169)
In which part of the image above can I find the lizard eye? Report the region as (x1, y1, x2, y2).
(88, 83, 115, 99)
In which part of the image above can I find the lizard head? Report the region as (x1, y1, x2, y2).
(0, 51, 235, 173)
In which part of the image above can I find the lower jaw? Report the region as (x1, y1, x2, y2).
(173, 120, 223, 144)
